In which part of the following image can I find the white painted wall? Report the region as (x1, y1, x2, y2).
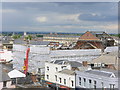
(0, 50, 13, 62)
(6, 81, 12, 88)
(0, 81, 13, 90)
(56, 73, 75, 88)
(0, 82, 3, 90)
(45, 62, 76, 88)
(76, 71, 118, 89)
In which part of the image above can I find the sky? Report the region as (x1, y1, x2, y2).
(1, 2, 118, 33)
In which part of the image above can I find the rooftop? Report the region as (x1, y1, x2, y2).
(90, 51, 118, 65)
(44, 34, 80, 38)
(58, 69, 75, 75)
(86, 70, 117, 78)
(50, 60, 82, 68)
(0, 64, 11, 82)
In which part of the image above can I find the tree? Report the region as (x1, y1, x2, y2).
(12, 35, 21, 39)
(25, 35, 33, 40)
(36, 35, 43, 37)
(118, 34, 120, 38)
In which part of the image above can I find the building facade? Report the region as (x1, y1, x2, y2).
(43, 34, 79, 44)
(76, 70, 118, 89)
(45, 60, 82, 89)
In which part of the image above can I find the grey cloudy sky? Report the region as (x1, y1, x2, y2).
(1, 2, 118, 33)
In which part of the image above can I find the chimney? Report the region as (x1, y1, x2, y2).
(82, 61, 88, 67)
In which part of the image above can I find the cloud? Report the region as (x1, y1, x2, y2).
(2, 2, 118, 33)
(35, 13, 81, 25)
(79, 13, 117, 22)
(19, 23, 118, 33)
(36, 16, 47, 23)
(0, 9, 16, 13)
(54, 24, 118, 30)
(59, 14, 80, 22)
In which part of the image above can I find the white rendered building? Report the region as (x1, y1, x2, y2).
(45, 60, 88, 89)
(76, 69, 118, 89)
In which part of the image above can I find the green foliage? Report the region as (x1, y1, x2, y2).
(118, 34, 120, 38)
(12, 35, 21, 39)
(36, 35, 43, 37)
(25, 35, 33, 40)
(110, 34, 120, 38)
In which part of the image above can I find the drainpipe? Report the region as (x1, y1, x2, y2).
(75, 72, 76, 90)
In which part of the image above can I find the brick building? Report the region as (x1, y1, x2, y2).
(74, 31, 114, 50)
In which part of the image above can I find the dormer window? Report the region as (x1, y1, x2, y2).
(110, 73, 115, 78)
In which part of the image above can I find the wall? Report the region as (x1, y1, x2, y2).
(0, 82, 3, 90)
(45, 62, 75, 88)
(57, 73, 75, 88)
(76, 71, 118, 89)
(0, 81, 14, 90)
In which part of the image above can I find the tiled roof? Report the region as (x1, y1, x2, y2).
(79, 31, 100, 40)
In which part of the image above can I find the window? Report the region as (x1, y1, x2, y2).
(64, 79, 66, 85)
(83, 78, 86, 87)
(79, 77, 81, 85)
(47, 66, 49, 71)
(101, 82, 104, 89)
(55, 75, 57, 81)
(3, 81, 7, 87)
(94, 80, 97, 89)
(62, 66, 67, 69)
(38, 68, 41, 73)
(47, 75, 49, 79)
(89, 79, 92, 88)
(71, 80, 74, 87)
(56, 67, 58, 71)
(109, 84, 115, 89)
(59, 78, 62, 83)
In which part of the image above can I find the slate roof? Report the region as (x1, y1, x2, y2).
(14, 39, 50, 45)
(29, 41, 50, 45)
(68, 61, 82, 67)
(99, 68, 119, 78)
(51, 60, 68, 64)
(90, 31, 105, 35)
(0, 63, 13, 72)
(90, 31, 113, 39)
(2, 36, 13, 41)
(86, 70, 115, 77)
(50, 60, 82, 67)
(14, 39, 27, 44)
(0, 70, 11, 82)
(58, 69, 75, 75)
(0, 64, 11, 82)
